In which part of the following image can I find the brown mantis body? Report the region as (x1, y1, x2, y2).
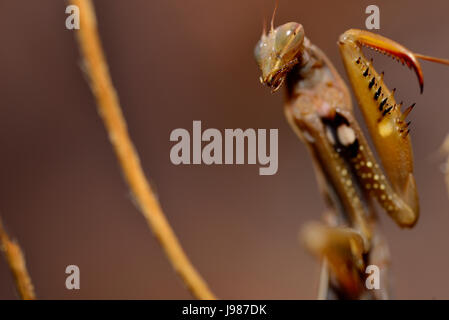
(255, 17, 449, 299)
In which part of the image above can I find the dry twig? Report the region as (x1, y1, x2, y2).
(70, 0, 216, 299)
(0, 218, 35, 300)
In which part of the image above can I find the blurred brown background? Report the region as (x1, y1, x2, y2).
(0, 0, 448, 299)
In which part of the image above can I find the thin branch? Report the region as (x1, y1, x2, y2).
(70, 0, 216, 299)
(0, 218, 36, 300)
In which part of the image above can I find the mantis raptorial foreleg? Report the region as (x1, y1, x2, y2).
(338, 30, 422, 227)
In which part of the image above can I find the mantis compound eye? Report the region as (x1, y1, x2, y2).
(254, 37, 268, 69)
(274, 22, 304, 61)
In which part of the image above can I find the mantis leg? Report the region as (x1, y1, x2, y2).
(338, 30, 421, 227)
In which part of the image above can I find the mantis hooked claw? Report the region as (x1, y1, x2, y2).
(254, 15, 449, 299)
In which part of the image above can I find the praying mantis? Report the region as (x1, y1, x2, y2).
(254, 13, 449, 299)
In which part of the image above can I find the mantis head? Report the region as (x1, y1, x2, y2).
(254, 22, 305, 92)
